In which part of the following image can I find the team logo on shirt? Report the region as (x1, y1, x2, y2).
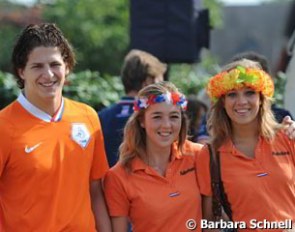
(272, 151, 290, 156)
(71, 123, 90, 148)
(180, 167, 195, 175)
(25, 142, 42, 153)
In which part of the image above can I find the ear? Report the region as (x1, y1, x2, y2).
(65, 66, 70, 76)
(139, 116, 145, 128)
(18, 68, 25, 80)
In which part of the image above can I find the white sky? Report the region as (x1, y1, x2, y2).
(11, 0, 265, 6)
(221, 0, 265, 4)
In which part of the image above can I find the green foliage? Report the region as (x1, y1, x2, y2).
(0, 24, 20, 73)
(0, 71, 19, 109)
(42, 0, 129, 75)
(63, 70, 123, 111)
(204, 0, 224, 29)
(0, 70, 123, 110)
(169, 50, 221, 96)
(273, 71, 287, 107)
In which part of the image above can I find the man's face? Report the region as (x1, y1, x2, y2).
(18, 46, 69, 109)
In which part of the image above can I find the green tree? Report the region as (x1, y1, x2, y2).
(43, 0, 129, 75)
(0, 1, 30, 73)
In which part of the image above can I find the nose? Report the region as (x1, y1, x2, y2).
(43, 67, 54, 79)
(236, 93, 247, 105)
(161, 117, 172, 128)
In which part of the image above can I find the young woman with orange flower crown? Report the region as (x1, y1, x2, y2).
(196, 59, 295, 232)
(104, 81, 203, 232)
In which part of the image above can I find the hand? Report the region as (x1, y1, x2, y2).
(282, 116, 295, 140)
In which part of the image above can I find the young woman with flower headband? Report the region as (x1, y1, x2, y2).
(104, 81, 203, 232)
(196, 59, 295, 231)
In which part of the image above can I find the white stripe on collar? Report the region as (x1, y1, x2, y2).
(17, 92, 64, 123)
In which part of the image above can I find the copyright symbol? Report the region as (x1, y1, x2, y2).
(186, 219, 197, 230)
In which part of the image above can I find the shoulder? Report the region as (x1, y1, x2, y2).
(64, 98, 101, 131)
(0, 100, 17, 119)
(195, 143, 210, 164)
(104, 162, 128, 183)
(64, 98, 98, 119)
(0, 103, 17, 149)
(99, 103, 118, 116)
(0, 117, 14, 138)
(65, 98, 95, 113)
(183, 140, 203, 154)
(273, 130, 294, 145)
(0, 101, 18, 130)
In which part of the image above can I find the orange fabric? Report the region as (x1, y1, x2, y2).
(0, 99, 109, 232)
(104, 140, 203, 232)
(196, 132, 295, 231)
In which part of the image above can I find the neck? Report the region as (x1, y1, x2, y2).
(126, 91, 138, 97)
(145, 145, 171, 167)
(232, 123, 259, 158)
(232, 121, 259, 145)
(24, 91, 62, 116)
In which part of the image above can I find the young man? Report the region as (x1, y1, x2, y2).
(0, 23, 111, 231)
(99, 49, 167, 167)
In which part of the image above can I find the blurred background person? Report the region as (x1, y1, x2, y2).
(186, 95, 208, 143)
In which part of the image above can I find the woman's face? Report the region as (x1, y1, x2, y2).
(140, 102, 182, 150)
(223, 87, 260, 128)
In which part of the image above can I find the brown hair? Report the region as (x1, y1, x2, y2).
(121, 49, 167, 94)
(119, 81, 188, 169)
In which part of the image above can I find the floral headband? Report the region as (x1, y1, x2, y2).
(206, 66, 274, 102)
(133, 92, 187, 111)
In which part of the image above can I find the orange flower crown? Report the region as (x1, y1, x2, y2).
(206, 66, 274, 102)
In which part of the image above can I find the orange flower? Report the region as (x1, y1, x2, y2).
(206, 66, 274, 102)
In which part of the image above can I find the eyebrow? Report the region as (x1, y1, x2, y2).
(151, 111, 181, 115)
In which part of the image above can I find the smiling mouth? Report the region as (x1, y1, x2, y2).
(158, 132, 172, 137)
(235, 109, 249, 113)
(40, 81, 58, 87)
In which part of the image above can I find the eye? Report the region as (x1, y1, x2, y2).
(152, 115, 161, 119)
(226, 92, 236, 98)
(245, 90, 256, 96)
(51, 62, 62, 67)
(31, 64, 42, 69)
(170, 114, 180, 119)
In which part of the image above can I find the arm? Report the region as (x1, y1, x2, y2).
(90, 179, 112, 232)
(202, 195, 228, 232)
(282, 116, 295, 139)
(202, 195, 214, 221)
(111, 216, 129, 232)
(202, 196, 219, 232)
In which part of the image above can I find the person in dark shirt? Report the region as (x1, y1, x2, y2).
(99, 49, 166, 167)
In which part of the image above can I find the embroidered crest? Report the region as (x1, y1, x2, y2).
(71, 123, 90, 148)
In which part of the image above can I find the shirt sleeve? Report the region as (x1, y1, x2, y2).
(103, 167, 130, 216)
(195, 144, 212, 196)
(0, 118, 12, 178)
(86, 106, 109, 180)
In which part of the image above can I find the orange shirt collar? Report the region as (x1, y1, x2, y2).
(218, 136, 266, 154)
(131, 142, 183, 172)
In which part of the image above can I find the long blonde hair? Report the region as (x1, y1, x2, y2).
(208, 59, 281, 150)
(119, 81, 188, 169)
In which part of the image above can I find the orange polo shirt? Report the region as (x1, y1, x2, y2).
(0, 94, 109, 231)
(196, 132, 295, 231)
(104, 140, 203, 232)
